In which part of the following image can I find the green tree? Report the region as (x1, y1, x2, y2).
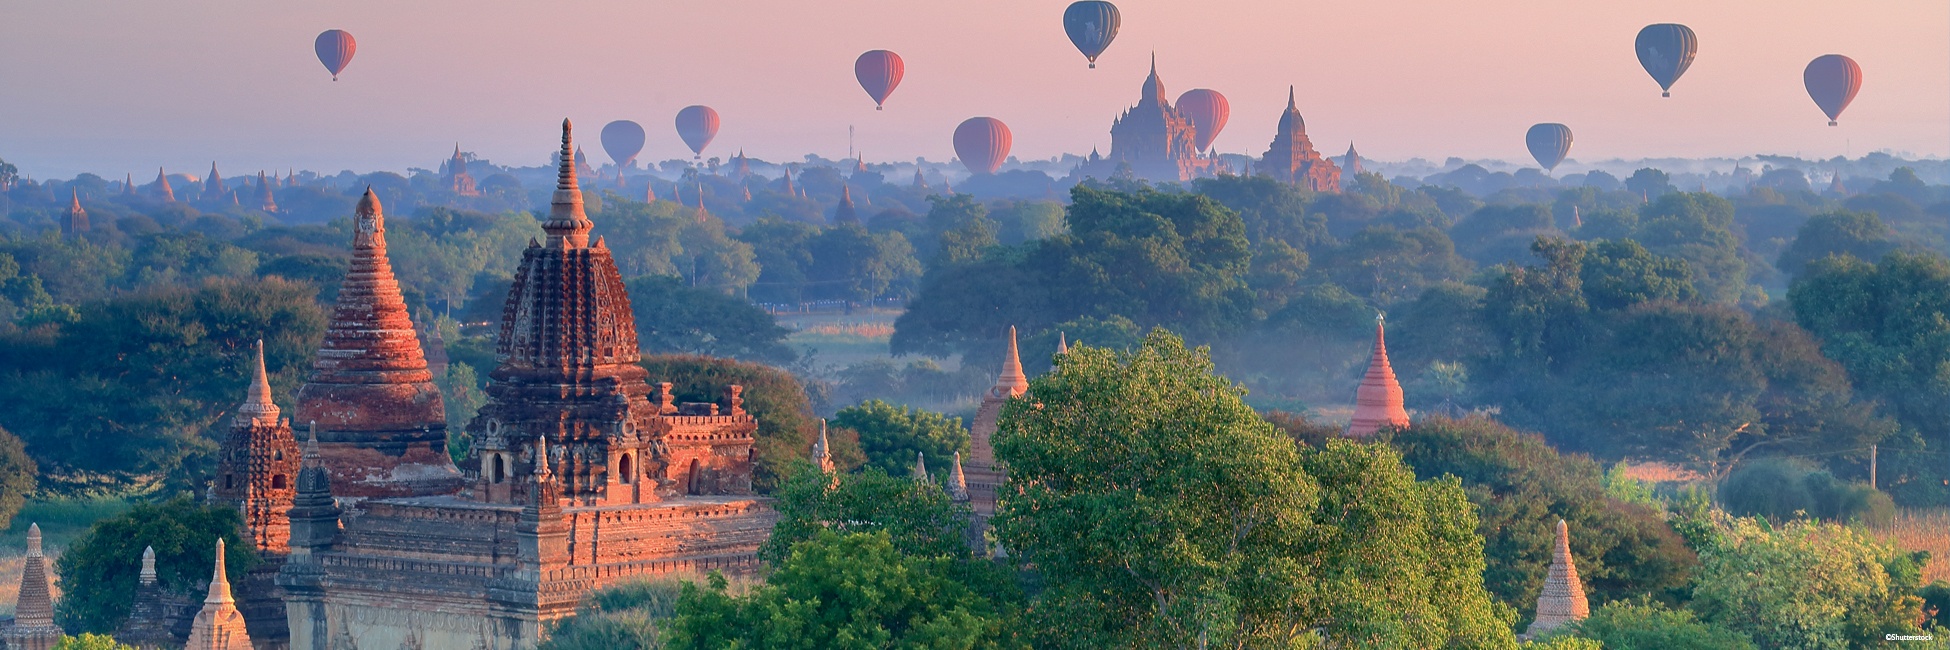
(832, 400, 970, 477)
(626, 275, 795, 364)
(761, 462, 973, 563)
(0, 277, 326, 478)
(55, 496, 259, 633)
(438, 362, 487, 464)
(1580, 239, 1696, 310)
(665, 531, 1026, 650)
(1776, 211, 1897, 278)
(52, 634, 136, 650)
(994, 331, 1515, 649)
(806, 224, 921, 304)
(1691, 518, 1925, 649)
(1384, 417, 1699, 624)
(1567, 599, 1755, 650)
(0, 425, 38, 532)
(539, 579, 683, 650)
(1633, 193, 1749, 304)
(1314, 226, 1472, 306)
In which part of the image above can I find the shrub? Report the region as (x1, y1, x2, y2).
(1569, 598, 1756, 650)
(1720, 457, 1893, 525)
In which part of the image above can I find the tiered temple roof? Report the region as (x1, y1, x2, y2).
(1347, 316, 1410, 436)
(1081, 56, 1214, 182)
(293, 188, 462, 501)
(2, 524, 61, 650)
(216, 341, 300, 552)
(1525, 520, 1590, 637)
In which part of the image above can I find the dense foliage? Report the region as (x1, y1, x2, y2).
(830, 399, 969, 477)
(54, 496, 258, 634)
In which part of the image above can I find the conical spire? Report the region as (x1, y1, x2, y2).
(544, 119, 595, 247)
(947, 452, 968, 501)
(646, 180, 657, 203)
(992, 326, 1029, 398)
(206, 538, 234, 605)
(913, 168, 928, 189)
(140, 545, 157, 586)
(813, 419, 835, 475)
(1526, 519, 1590, 637)
(1347, 314, 1409, 437)
(258, 171, 277, 212)
(235, 339, 280, 428)
(203, 161, 225, 201)
(1057, 331, 1068, 355)
(912, 451, 930, 482)
(154, 167, 175, 201)
(64, 188, 89, 237)
(1572, 205, 1583, 228)
(12, 523, 53, 627)
(1140, 52, 1166, 103)
(834, 184, 859, 224)
(1830, 170, 1848, 195)
(782, 166, 795, 195)
(124, 172, 136, 196)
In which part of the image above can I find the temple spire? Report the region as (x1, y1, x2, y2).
(912, 451, 930, 482)
(1347, 314, 1409, 436)
(124, 172, 136, 196)
(1056, 331, 1068, 355)
(543, 119, 595, 247)
(947, 452, 968, 501)
(154, 167, 175, 202)
(207, 538, 234, 605)
(235, 339, 280, 428)
(1525, 520, 1590, 637)
(5, 522, 59, 649)
(813, 419, 835, 475)
(184, 538, 252, 650)
(834, 184, 858, 223)
(992, 326, 1029, 398)
(140, 545, 157, 585)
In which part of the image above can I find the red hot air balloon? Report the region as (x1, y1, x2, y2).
(1804, 54, 1863, 126)
(953, 117, 1011, 175)
(855, 50, 905, 110)
(315, 29, 356, 81)
(1176, 89, 1229, 153)
(675, 106, 720, 159)
(601, 120, 646, 168)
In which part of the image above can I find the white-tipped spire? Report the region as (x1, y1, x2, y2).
(1057, 331, 1069, 355)
(947, 452, 968, 500)
(912, 451, 930, 482)
(206, 538, 234, 605)
(813, 419, 835, 474)
(25, 523, 40, 558)
(140, 545, 157, 585)
(235, 339, 280, 427)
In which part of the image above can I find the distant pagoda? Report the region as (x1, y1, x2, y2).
(1258, 87, 1342, 192)
(1346, 315, 1408, 436)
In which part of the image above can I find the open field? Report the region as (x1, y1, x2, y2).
(1870, 508, 1950, 584)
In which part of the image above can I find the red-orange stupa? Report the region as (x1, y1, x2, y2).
(1347, 315, 1409, 437)
(294, 187, 464, 500)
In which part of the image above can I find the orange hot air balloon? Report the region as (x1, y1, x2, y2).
(855, 50, 905, 110)
(675, 106, 720, 159)
(315, 29, 356, 81)
(1176, 89, 1229, 153)
(954, 117, 1011, 175)
(1804, 54, 1863, 126)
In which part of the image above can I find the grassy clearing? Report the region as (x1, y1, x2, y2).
(1868, 508, 1950, 584)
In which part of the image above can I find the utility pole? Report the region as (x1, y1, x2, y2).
(1870, 444, 1878, 490)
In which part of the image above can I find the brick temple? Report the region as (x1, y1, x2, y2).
(1256, 87, 1343, 192)
(1075, 56, 1220, 183)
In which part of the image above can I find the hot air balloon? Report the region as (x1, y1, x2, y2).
(601, 120, 647, 168)
(1635, 24, 1697, 97)
(1525, 123, 1574, 173)
(1063, 1, 1121, 68)
(1176, 89, 1229, 153)
(855, 50, 905, 110)
(315, 29, 356, 81)
(1804, 54, 1863, 126)
(953, 117, 1011, 175)
(675, 106, 720, 160)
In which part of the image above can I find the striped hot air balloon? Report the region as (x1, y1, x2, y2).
(1063, 1, 1121, 68)
(1804, 54, 1863, 126)
(1525, 123, 1574, 173)
(315, 29, 356, 81)
(1176, 89, 1229, 153)
(1635, 24, 1697, 97)
(675, 106, 720, 159)
(954, 117, 1011, 175)
(855, 50, 905, 110)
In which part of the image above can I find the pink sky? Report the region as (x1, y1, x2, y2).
(1, 0, 1944, 178)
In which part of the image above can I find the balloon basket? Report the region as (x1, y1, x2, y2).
(1089, 63, 1096, 69)
(1661, 91, 1669, 98)
(876, 106, 883, 111)
(1829, 121, 1838, 127)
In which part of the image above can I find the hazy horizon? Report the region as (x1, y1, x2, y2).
(2, 0, 1944, 179)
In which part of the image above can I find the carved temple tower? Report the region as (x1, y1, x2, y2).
(185, 539, 254, 650)
(965, 326, 1029, 554)
(215, 340, 301, 553)
(294, 188, 464, 503)
(444, 145, 481, 197)
(62, 189, 88, 238)
(1078, 56, 1215, 182)
(1258, 88, 1342, 192)
(278, 121, 775, 650)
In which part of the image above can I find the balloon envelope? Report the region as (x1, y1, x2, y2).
(600, 121, 647, 167)
(1804, 54, 1863, 126)
(1525, 123, 1573, 171)
(1063, 1, 1121, 68)
(855, 50, 905, 110)
(953, 117, 1011, 175)
(315, 29, 356, 80)
(675, 106, 720, 158)
(1634, 23, 1697, 97)
(1176, 89, 1229, 152)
